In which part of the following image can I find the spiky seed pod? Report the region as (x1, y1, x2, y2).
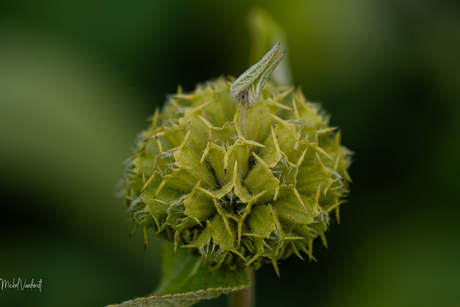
(120, 77, 352, 275)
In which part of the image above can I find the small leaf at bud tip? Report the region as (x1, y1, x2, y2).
(230, 43, 285, 107)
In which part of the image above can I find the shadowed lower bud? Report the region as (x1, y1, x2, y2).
(119, 76, 352, 273)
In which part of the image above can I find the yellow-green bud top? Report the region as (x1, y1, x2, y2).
(120, 75, 352, 274)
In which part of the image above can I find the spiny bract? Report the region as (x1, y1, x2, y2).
(120, 77, 352, 275)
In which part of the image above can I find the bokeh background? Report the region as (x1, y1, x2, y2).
(1, 1, 460, 306)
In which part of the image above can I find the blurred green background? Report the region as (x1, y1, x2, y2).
(1, 1, 460, 306)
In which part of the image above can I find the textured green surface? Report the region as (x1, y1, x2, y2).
(108, 242, 250, 307)
(120, 77, 352, 273)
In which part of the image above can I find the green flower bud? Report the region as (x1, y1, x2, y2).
(119, 47, 352, 276)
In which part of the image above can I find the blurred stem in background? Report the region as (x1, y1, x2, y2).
(248, 7, 293, 86)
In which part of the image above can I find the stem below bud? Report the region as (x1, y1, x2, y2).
(228, 267, 255, 307)
(239, 99, 249, 138)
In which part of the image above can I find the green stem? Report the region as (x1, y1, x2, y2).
(239, 102, 248, 138)
(228, 267, 255, 307)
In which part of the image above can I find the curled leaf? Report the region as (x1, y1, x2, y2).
(229, 43, 285, 107)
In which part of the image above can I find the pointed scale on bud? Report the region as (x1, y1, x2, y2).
(119, 46, 352, 274)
